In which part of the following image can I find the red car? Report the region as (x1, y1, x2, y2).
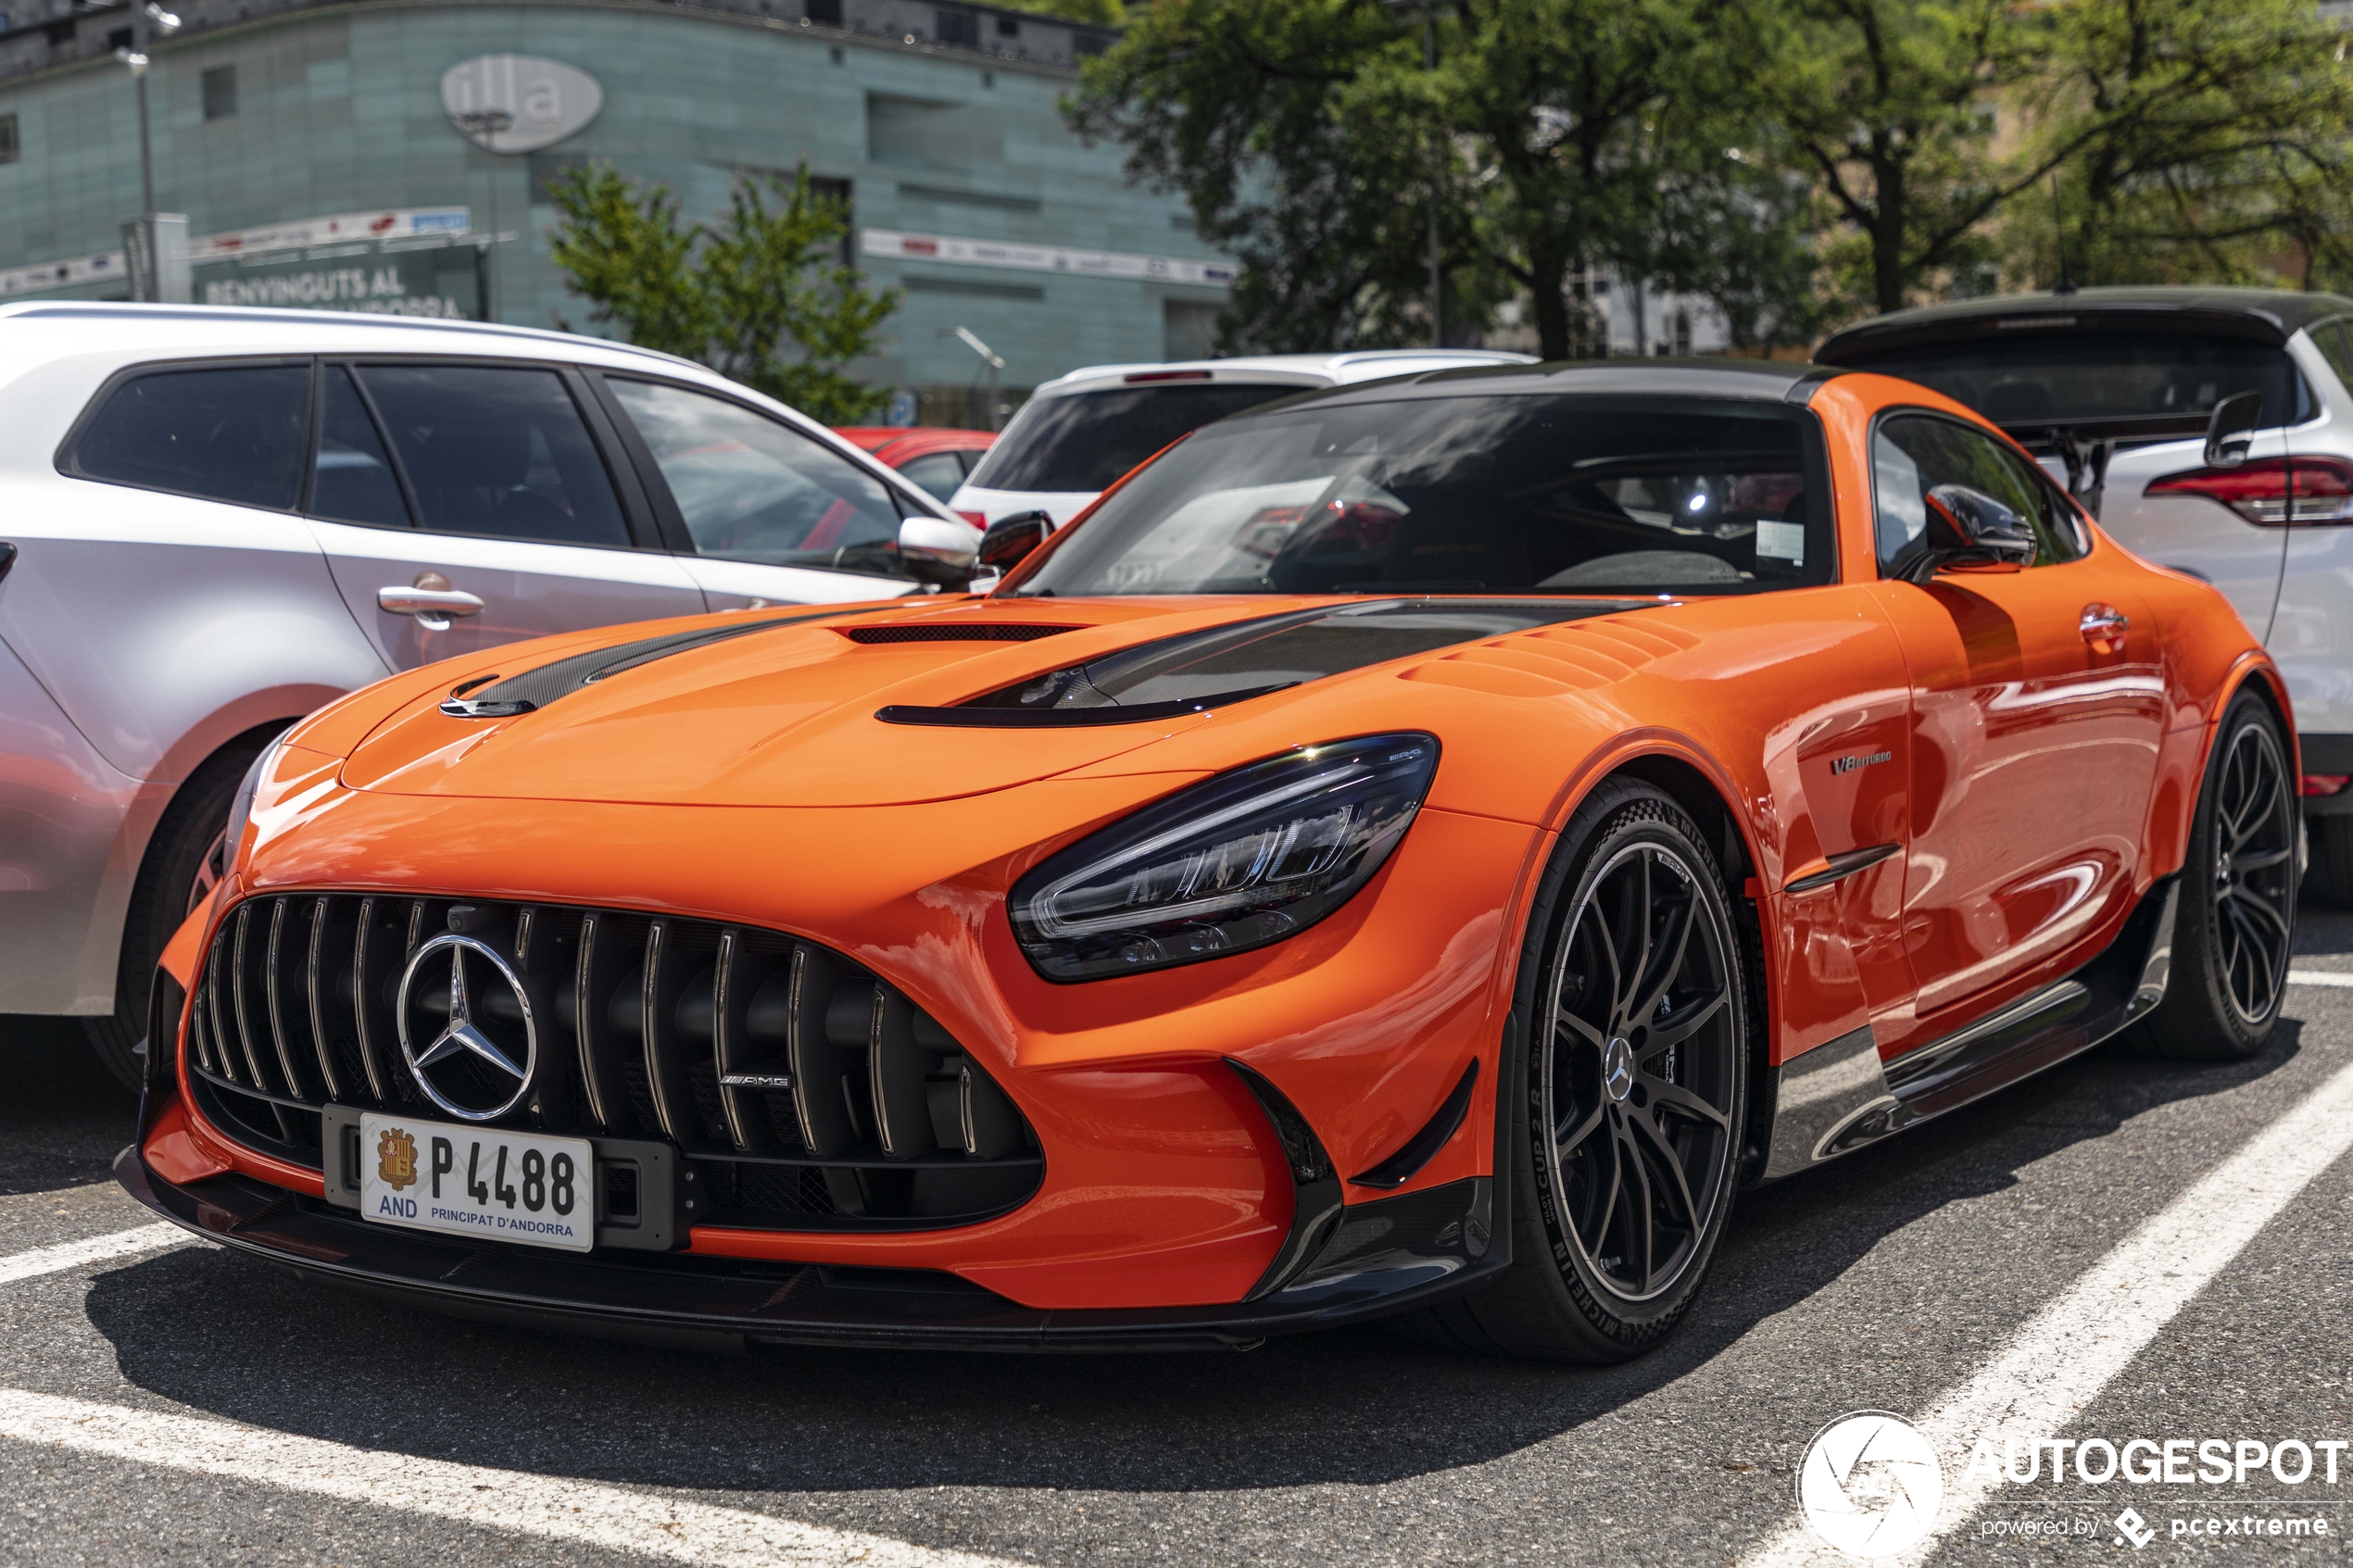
(834, 426, 996, 508)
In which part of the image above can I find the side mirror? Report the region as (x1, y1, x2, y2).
(977, 510, 1051, 572)
(2204, 390, 2262, 469)
(1901, 483, 2036, 583)
(897, 514, 980, 587)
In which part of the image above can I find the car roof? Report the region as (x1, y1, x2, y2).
(1816, 286, 2353, 361)
(0, 300, 705, 373)
(1216, 356, 1839, 413)
(835, 426, 997, 458)
(1029, 348, 1539, 398)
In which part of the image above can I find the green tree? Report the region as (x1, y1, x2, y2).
(547, 164, 900, 423)
(1070, 0, 1820, 360)
(2009, 0, 2353, 291)
(1002, 0, 1124, 20)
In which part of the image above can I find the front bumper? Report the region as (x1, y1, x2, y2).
(118, 1144, 1502, 1353)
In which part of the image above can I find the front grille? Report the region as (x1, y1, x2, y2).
(183, 894, 1043, 1230)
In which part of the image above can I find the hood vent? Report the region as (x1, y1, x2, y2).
(843, 623, 1080, 644)
(876, 596, 1653, 728)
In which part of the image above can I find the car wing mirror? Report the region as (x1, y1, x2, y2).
(897, 514, 981, 588)
(966, 510, 1051, 592)
(2204, 390, 2263, 469)
(1903, 483, 2036, 583)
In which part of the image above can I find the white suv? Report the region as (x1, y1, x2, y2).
(1818, 287, 2353, 897)
(949, 349, 1536, 530)
(0, 302, 975, 1085)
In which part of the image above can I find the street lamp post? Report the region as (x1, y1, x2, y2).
(452, 108, 514, 323)
(115, 2, 182, 302)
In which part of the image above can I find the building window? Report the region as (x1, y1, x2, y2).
(935, 9, 980, 47)
(806, 0, 841, 22)
(106, 25, 131, 49)
(996, 15, 1018, 34)
(0, 113, 16, 166)
(202, 64, 236, 121)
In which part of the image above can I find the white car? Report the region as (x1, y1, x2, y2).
(949, 350, 1537, 531)
(1818, 287, 2353, 896)
(0, 302, 977, 1085)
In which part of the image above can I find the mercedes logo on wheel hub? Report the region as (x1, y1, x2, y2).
(397, 932, 537, 1122)
(1602, 1035, 1635, 1102)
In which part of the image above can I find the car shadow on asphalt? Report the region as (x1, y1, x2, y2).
(72, 1016, 2303, 1496)
(0, 1015, 135, 1198)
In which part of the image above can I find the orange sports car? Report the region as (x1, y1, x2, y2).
(120, 360, 2293, 1361)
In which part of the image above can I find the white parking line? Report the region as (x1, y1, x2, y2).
(0, 1387, 1026, 1568)
(0, 1223, 192, 1286)
(2288, 970, 2353, 988)
(1740, 1046, 2353, 1567)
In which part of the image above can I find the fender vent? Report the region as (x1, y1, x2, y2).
(180, 894, 1041, 1231)
(842, 623, 1079, 643)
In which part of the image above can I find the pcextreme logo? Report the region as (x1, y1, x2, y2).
(1798, 1411, 1944, 1559)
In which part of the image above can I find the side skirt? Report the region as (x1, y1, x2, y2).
(1756, 875, 2179, 1182)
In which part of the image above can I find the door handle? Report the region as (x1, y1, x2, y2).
(2080, 603, 2129, 652)
(378, 585, 484, 633)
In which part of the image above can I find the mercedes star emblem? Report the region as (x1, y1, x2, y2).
(397, 932, 537, 1122)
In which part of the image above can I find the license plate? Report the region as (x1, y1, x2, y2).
(359, 1113, 594, 1252)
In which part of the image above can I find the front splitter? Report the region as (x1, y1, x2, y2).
(117, 1148, 1501, 1354)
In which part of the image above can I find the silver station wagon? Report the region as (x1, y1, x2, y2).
(0, 302, 979, 1085)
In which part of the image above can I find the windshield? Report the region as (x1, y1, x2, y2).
(967, 382, 1307, 493)
(1011, 393, 1835, 598)
(1841, 333, 2309, 430)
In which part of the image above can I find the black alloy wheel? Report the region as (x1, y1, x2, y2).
(2137, 689, 2294, 1060)
(1383, 779, 1749, 1361)
(1541, 838, 1743, 1305)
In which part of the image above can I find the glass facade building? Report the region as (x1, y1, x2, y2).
(0, 0, 1233, 420)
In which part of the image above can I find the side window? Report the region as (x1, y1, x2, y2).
(2312, 320, 2353, 393)
(1872, 414, 2086, 578)
(69, 363, 308, 509)
(895, 450, 967, 504)
(609, 379, 911, 578)
(358, 365, 631, 548)
(308, 367, 410, 528)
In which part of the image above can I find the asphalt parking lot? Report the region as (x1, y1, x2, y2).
(5, 917, 2353, 1566)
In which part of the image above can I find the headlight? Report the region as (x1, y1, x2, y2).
(220, 730, 289, 875)
(1010, 733, 1440, 981)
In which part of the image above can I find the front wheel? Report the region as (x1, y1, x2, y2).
(1384, 779, 1750, 1361)
(2135, 689, 2294, 1060)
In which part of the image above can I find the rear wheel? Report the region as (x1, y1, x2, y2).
(1384, 779, 1748, 1361)
(80, 734, 273, 1089)
(2137, 690, 2294, 1060)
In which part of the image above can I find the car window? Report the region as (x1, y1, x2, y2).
(967, 383, 1303, 494)
(1842, 332, 2309, 432)
(1013, 394, 1835, 598)
(1872, 413, 2087, 577)
(895, 450, 967, 503)
(69, 363, 308, 509)
(2312, 320, 2353, 393)
(609, 379, 910, 578)
(358, 365, 631, 548)
(308, 367, 411, 528)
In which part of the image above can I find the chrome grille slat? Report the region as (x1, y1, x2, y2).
(227, 904, 274, 1092)
(181, 893, 1042, 1230)
(573, 910, 634, 1134)
(639, 919, 705, 1150)
(263, 898, 312, 1102)
(303, 897, 345, 1103)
